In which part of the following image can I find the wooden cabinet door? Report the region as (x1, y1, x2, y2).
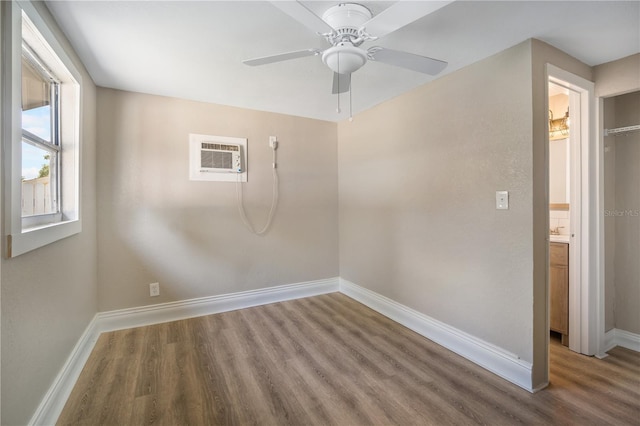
(550, 264, 569, 334)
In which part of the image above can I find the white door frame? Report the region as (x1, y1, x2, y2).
(546, 64, 602, 356)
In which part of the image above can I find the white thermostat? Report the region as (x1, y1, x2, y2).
(189, 134, 247, 182)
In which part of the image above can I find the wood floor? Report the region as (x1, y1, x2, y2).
(58, 293, 640, 425)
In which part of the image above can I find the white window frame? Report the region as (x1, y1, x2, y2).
(21, 43, 62, 222)
(2, 1, 82, 257)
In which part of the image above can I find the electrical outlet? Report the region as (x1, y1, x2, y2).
(269, 136, 278, 149)
(149, 282, 160, 297)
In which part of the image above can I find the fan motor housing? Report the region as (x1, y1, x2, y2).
(322, 3, 372, 33)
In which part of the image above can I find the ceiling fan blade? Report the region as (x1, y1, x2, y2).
(368, 47, 447, 75)
(332, 72, 351, 94)
(243, 48, 321, 66)
(363, 1, 454, 39)
(271, 1, 333, 34)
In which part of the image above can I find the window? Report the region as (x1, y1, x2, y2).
(3, 2, 82, 257)
(21, 48, 60, 218)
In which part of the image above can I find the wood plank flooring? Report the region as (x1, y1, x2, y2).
(58, 293, 640, 425)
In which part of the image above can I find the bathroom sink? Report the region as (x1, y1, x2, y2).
(550, 234, 570, 243)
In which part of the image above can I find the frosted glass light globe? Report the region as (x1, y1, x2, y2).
(322, 43, 367, 74)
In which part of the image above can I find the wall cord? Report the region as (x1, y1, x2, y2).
(236, 145, 278, 235)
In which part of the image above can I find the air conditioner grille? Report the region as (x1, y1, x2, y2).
(201, 151, 232, 170)
(189, 134, 246, 181)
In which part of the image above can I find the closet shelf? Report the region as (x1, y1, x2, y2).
(604, 124, 640, 137)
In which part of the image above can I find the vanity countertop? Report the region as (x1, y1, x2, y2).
(550, 234, 570, 243)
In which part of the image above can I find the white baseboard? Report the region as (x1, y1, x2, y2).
(30, 277, 339, 425)
(339, 278, 535, 392)
(96, 277, 339, 332)
(603, 329, 616, 353)
(28, 315, 101, 426)
(604, 328, 640, 353)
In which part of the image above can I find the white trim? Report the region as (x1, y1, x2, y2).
(28, 316, 101, 426)
(547, 64, 599, 356)
(604, 328, 640, 353)
(29, 277, 340, 424)
(9, 219, 81, 257)
(603, 328, 615, 355)
(339, 279, 535, 392)
(97, 277, 339, 332)
(595, 97, 607, 358)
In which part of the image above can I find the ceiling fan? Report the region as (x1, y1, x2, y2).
(243, 1, 451, 95)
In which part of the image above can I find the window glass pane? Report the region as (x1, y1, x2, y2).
(22, 55, 52, 142)
(22, 105, 52, 142)
(21, 141, 55, 216)
(21, 57, 50, 107)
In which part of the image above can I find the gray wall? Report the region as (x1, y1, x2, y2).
(0, 3, 98, 425)
(594, 53, 640, 99)
(96, 89, 339, 311)
(595, 54, 640, 335)
(338, 39, 594, 389)
(613, 92, 639, 334)
(339, 42, 536, 361)
(604, 92, 640, 334)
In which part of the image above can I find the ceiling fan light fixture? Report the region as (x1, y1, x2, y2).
(322, 43, 367, 74)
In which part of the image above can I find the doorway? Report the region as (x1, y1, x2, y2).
(546, 64, 600, 359)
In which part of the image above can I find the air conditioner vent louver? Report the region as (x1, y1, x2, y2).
(201, 143, 239, 151)
(201, 150, 232, 170)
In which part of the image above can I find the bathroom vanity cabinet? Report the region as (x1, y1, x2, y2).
(550, 242, 569, 345)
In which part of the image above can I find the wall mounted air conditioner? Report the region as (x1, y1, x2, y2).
(189, 134, 247, 182)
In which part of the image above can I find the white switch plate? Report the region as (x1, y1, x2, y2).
(496, 191, 509, 210)
(149, 282, 160, 297)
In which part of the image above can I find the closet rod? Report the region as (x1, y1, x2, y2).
(604, 124, 640, 136)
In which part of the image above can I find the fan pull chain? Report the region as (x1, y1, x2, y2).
(349, 81, 353, 121)
(336, 53, 341, 113)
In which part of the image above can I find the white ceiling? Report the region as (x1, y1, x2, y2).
(45, 1, 640, 122)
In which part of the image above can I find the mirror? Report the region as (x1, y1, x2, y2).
(549, 137, 570, 205)
(549, 83, 570, 207)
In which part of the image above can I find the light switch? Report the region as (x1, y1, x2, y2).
(496, 191, 509, 210)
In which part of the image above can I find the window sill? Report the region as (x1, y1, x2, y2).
(8, 218, 81, 257)
(22, 212, 63, 229)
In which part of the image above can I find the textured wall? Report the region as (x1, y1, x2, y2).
(339, 42, 535, 361)
(0, 3, 98, 425)
(612, 92, 640, 334)
(595, 55, 640, 335)
(338, 39, 595, 389)
(594, 53, 640, 98)
(96, 89, 339, 310)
